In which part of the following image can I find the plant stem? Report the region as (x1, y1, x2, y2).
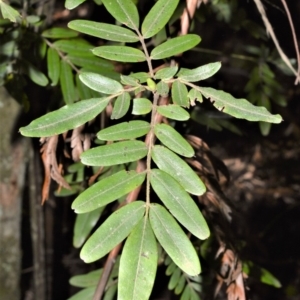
(136, 31, 154, 77)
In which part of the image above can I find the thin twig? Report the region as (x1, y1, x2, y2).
(252, 0, 299, 83)
(280, 0, 300, 84)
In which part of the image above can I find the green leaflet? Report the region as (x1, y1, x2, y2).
(149, 204, 201, 276)
(150, 169, 209, 240)
(151, 35, 201, 60)
(53, 39, 94, 56)
(172, 80, 189, 107)
(156, 81, 169, 97)
(68, 20, 139, 43)
(141, 0, 179, 39)
(67, 55, 114, 71)
(156, 105, 190, 121)
(67, 287, 96, 300)
(93, 46, 146, 63)
(60, 60, 76, 104)
(101, 0, 139, 30)
(155, 66, 178, 80)
(73, 207, 105, 248)
(111, 92, 131, 119)
(80, 201, 145, 263)
(130, 72, 149, 83)
(97, 121, 151, 141)
(168, 267, 181, 290)
(76, 74, 93, 99)
(47, 48, 60, 86)
(72, 170, 146, 213)
(118, 217, 158, 300)
(154, 123, 194, 157)
(0, 2, 20, 22)
(132, 98, 152, 115)
(42, 27, 78, 39)
(65, 0, 86, 10)
(19, 97, 109, 137)
(188, 88, 203, 104)
(151, 146, 206, 196)
(121, 75, 140, 87)
(79, 72, 123, 94)
(80, 140, 148, 166)
(177, 62, 221, 82)
(25, 61, 49, 87)
(69, 269, 102, 287)
(198, 87, 283, 123)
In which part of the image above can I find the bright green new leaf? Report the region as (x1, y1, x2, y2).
(72, 170, 146, 213)
(80, 201, 145, 263)
(26, 61, 49, 87)
(69, 269, 102, 287)
(152, 146, 206, 196)
(19, 97, 109, 137)
(60, 60, 76, 104)
(151, 35, 201, 60)
(132, 98, 152, 115)
(93, 46, 146, 63)
(155, 66, 178, 80)
(97, 121, 150, 141)
(67, 287, 96, 300)
(0, 2, 20, 22)
(172, 80, 189, 107)
(79, 72, 123, 94)
(101, 0, 139, 30)
(198, 87, 283, 123)
(68, 20, 139, 42)
(149, 204, 201, 276)
(156, 81, 169, 97)
(80, 140, 148, 166)
(177, 62, 221, 82)
(118, 217, 158, 300)
(47, 48, 60, 86)
(188, 88, 203, 104)
(65, 0, 87, 10)
(42, 27, 78, 38)
(150, 169, 209, 239)
(154, 123, 194, 157)
(53, 39, 94, 56)
(73, 207, 105, 248)
(157, 105, 190, 121)
(111, 92, 131, 119)
(141, 0, 179, 38)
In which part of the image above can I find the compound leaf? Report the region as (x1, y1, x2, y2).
(80, 201, 145, 263)
(20, 97, 109, 137)
(80, 140, 148, 166)
(157, 105, 189, 121)
(68, 20, 139, 42)
(97, 121, 150, 141)
(72, 170, 146, 213)
(101, 0, 139, 30)
(154, 123, 194, 157)
(198, 87, 283, 123)
(149, 204, 201, 276)
(79, 72, 123, 94)
(141, 0, 179, 39)
(151, 146, 206, 196)
(111, 92, 131, 119)
(151, 35, 201, 60)
(118, 217, 157, 300)
(177, 62, 221, 82)
(150, 169, 209, 240)
(93, 46, 146, 63)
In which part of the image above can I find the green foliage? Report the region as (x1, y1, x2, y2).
(4, 0, 286, 298)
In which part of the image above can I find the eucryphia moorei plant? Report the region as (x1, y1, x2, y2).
(19, 0, 283, 299)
